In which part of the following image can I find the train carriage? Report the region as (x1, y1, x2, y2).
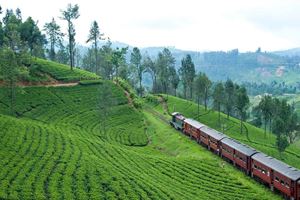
(183, 118, 205, 141)
(170, 112, 185, 130)
(220, 138, 257, 174)
(251, 153, 300, 200)
(199, 126, 226, 154)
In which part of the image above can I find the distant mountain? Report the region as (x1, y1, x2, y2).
(273, 48, 300, 57)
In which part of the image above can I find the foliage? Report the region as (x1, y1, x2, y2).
(44, 18, 64, 61)
(60, 3, 80, 70)
(179, 54, 195, 99)
(86, 20, 104, 75)
(130, 47, 143, 96)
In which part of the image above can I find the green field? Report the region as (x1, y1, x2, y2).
(0, 79, 280, 199)
(147, 95, 300, 169)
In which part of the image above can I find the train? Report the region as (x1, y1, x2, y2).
(170, 112, 300, 200)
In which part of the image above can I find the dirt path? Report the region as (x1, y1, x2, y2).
(124, 90, 133, 107)
(158, 96, 170, 115)
(44, 82, 79, 87)
(0, 81, 79, 87)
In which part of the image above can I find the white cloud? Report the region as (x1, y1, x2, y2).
(2, 0, 300, 51)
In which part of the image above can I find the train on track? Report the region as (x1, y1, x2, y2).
(170, 112, 300, 200)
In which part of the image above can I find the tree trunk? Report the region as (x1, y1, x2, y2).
(68, 25, 73, 70)
(174, 88, 176, 97)
(197, 96, 200, 119)
(190, 86, 193, 100)
(240, 118, 243, 134)
(218, 104, 221, 126)
(204, 89, 208, 111)
(139, 78, 142, 97)
(264, 118, 267, 138)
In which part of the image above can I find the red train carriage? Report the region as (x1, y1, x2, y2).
(199, 126, 226, 154)
(183, 118, 205, 142)
(220, 138, 257, 174)
(251, 153, 300, 200)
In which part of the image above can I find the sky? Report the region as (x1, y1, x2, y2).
(2, 0, 300, 52)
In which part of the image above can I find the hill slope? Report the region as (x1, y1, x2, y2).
(147, 95, 300, 169)
(0, 77, 279, 199)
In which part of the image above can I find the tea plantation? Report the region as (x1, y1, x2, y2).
(0, 79, 281, 199)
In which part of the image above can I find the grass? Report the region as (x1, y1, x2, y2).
(148, 95, 300, 170)
(0, 81, 280, 199)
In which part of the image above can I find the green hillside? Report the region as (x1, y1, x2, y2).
(0, 72, 280, 199)
(147, 95, 300, 169)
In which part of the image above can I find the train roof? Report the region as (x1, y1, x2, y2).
(252, 153, 300, 181)
(184, 118, 206, 129)
(200, 126, 227, 141)
(221, 138, 257, 156)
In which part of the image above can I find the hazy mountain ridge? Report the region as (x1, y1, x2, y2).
(79, 41, 300, 85)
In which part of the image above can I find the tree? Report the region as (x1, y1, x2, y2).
(112, 47, 128, 80)
(179, 54, 195, 99)
(156, 48, 175, 94)
(286, 112, 299, 143)
(213, 82, 225, 125)
(169, 67, 180, 96)
(224, 79, 235, 118)
(19, 17, 46, 57)
(142, 56, 157, 93)
(130, 47, 143, 96)
(44, 18, 64, 61)
(97, 83, 115, 134)
(235, 87, 249, 134)
(256, 95, 272, 138)
(86, 21, 103, 74)
(60, 4, 80, 70)
(2, 9, 22, 51)
(0, 48, 20, 115)
(276, 135, 289, 158)
(194, 72, 211, 117)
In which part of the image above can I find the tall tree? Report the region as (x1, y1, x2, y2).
(112, 47, 128, 80)
(156, 48, 175, 94)
(143, 56, 157, 93)
(86, 21, 103, 74)
(256, 95, 273, 138)
(0, 47, 24, 115)
(194, 72, 211, 117)
(235, 86, 249, 134)
(130, 47, 143, 96)
(60, 4, 80, 70)
(213, 82, 225, 125)
(19, 17, 46, 57)
(2, 9, 22, 51)
(169, 67, 180, 96)
(224, 79, 235, 118)
(179, 54, 195, 99)
(44, 18, 64, 61)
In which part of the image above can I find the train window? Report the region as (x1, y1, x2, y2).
(286, 183, 290, 188)
(267, 171, 270, 177)
(254, 164, 257, 169)
(275, 177, 279, 182)
(281, 180, 285, 185)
